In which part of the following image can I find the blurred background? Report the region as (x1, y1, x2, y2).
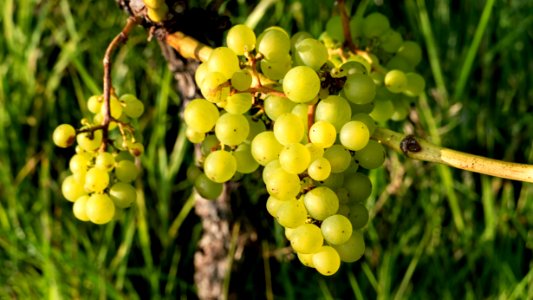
(0, 0, 532, 298)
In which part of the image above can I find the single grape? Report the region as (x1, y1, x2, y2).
(404, 72, 426, 96)
(309, 121, 336, 149)
(385, 69, 408, 93)
(379, 29, 403, 53)
(369, 98, 394, 122)
(276, 198, 307, 228)
(362, 12, 390, 38)
(260, 54, 292, 80)
(289, 223, 323, 254)
(214, 113, 250, 146)
(354, 140, 386, 169)
(351, 113, 377, 135)
(251, 131, 283, 166)
(339, 120, 370, 151)
(61, 175, 86, 202)
(344, 172, 372, 203)
(231, 70, 253, 92)
(396, 41, 422, 66)
(245, 116, 266, 142)
(265, 167, 301, 200)
(323, 144, 352, 173)
(297, 252, 315, 268)
(343, 73, 376, 105)
(312, 246, 341, 276)
(86, 193, 116, 225)
(226, 24, 256, 55)
(233, 143, 259, 174)
(307, 157, 332, 181)
(199, 71, 230, 103)
(321, 172, 344, 189)
(95, 152, 115, 171)
(264, 95, 296, 121)
(273, 113, 305, 145)
(76, 130, 103, 152)
(194, 173, 224, 200)
(303, 186, 339, 221)
(109, 182, 137, 208)
(206, 47, 240, 80)
(186, 127, 206, 143)
(321, 214, 353, 245)
(293, 38, 328, 71)
(84, 167, 110, 193)
(184, 98, 220, 133)
(262, 159, 281, 183)
(325, 16, 344, 43)
(87, 95, 103, 114)
(203, 150, 237, 183)
(72, 194, 90, 221)
(306, 143, 324, 162)
(347, 202, 370, 230)
(128, 142, 144, 157)
(120, 94, 145, 119)
(332, 231, 365, 262)
(283, 66, 320, 103)
(256, 27, 291, 61)
(266, 195, 286, 217)
(314, 95, 352, 131)
(279, 143, 311, 174)
(115, 160, 139, 182)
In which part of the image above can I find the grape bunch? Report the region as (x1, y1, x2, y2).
(184, 11, 425, 276)
(52, 93, 145, 224)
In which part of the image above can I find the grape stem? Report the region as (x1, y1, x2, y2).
(101, 16, 140, 151)
(372, 127, 533, 183)
(338, 0, 357, 52)
(162, 28, 533, 184)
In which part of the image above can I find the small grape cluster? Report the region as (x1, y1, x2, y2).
(184, 11, 424, 275)
(52, 93, 145, 224)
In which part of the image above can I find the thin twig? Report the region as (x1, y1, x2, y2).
(372, 127, 533, 183)
(101, 16, 140, 151)
(338, 0, 357, 52)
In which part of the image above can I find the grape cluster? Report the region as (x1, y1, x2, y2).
(184, 12, 424, 275)
(52, 93, 145, 224)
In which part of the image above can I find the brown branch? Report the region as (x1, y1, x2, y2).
(338, 0, 357, 52)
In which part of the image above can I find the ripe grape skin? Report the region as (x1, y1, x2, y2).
(355, 140, 386, 169)
(86, 193, 116, 225)
(321, 214, 353, 245)
(307, 157, 332, 181)
(315, 95, 352, 131)
(264, 95, 296, 121)
(332, 231, 365, 263)
(115, 160, 139, 183)
(53, 124, 76, 148)
(312, 245, 341, 276)
(309, 121, 336, 149)
(109, 182, 137, 208)
(339, 120, 370, 151)
(194, 173, 223, 200)
(323, 144, 352, 173)
(276, 198, 307, 228)
(214, 113, 250, 146)
(273, 113, 305, 145)
(61, 175, 86, 202)
(233, 143, 259, 174)
(282, 66, 320, 103)
(72, 195, 90, 221)
(289, 223, 323, 254)
(251, 131, 283, 166)
(77, 130, 103, 152)
(279, 143, 311, 174)
(293, 38, 329, 71)
(303, 186, 339, 221)
(184, 99, 220, 133)
(385, 69, 408, 93)
(84, 167, 110, 193)
(265, 167, 301, 200)
(226, 24, 256, 55)
(206, 47, 240, 80)
(203, 150, 237, 183)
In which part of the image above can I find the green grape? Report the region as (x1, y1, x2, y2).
(115, 160, 139, 182)
(279, 143, 311, 174)
(260, 54, 292, 80)
(304, 186, 339, 221)
(307, 157, 332, 182)
(314, 95, 352, 131)
(87, 95, 103, 114)
(396, 41, 422, 66)
(370, 71, 385, 85)
(332, 231, 365, 262)
(128, 142, 144, 157)
(385, 55, 414, 72)
(385, 69, 408, 93)
(274, 113, 305, 145)
(306, 143, 324, 162)
(194, 173, 223, 200)
(120, 94, 145, 119)
(84, 167, 110, 193)
(323, 144, 352, 173)
(265, 167, 301, 200)
(379, 29, 403, 53)
(101, 96, 123, 120)
(351, 113, 377, 135)
(349, 100, 374, 115)
(186, 127, 205, 143)
(354, 140, 386, 169)
(347, 202, 369, 230)
(72, 194, 90, 221)
(344, 172, 372, 203)
(321, 214, 353, 245)
(251, 131, 283, 166)
(114, 150, 134, 162)
(343, 73, 376, 105)
(262, 159, 281, 183)
(297, 252, 315, 268)
(404, 72, 426, 96)
(203, 150, 237, 183)
(348, 16, 363, 39)
(321, 172, 344, 188)
(325, 16, 344, 43)
(233, 143, 259, 174)
(184, 98, 220, 133)
(86, 193, 116, 225)
(206, 47, 240, 80)
(226, 24, 256, 55)
(76, 130, 103, 152)
(69, 153, 90, 180)
(245, 116, 266, 142)
(312, 246, 341, 276)
(293, 38, 328, 71)
(362, 12, 390, 38)
(331, 61, 367, 78)
(186, 164, 202, 182)
(339, 120, 370, 151)
(230, 70, 252, 92)
(335, 187, 350, 205)
(200, 134, 219, 156)
(283, 66, 320, 103)
(276, 198, 307, 228)
(256, 27, 291, 61)
(290, 31, 313, 49)
(264, 95, 296, 121)
(61, 175, 86, 202)
(95, 152, 115, 171)
(195, 62, 209, 86)
(369, 98, 394, 122)
(266, 195, 286, 217)
(215, 113, 249, 146)
(200, 71, 230, 103)
(109, 182, 137, 208)
(309, 120, 336, 149)
(289, 223, 323, 254)
(291, 104, 311, 133)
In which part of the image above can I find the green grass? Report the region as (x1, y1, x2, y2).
(1, 0, 532, 299)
